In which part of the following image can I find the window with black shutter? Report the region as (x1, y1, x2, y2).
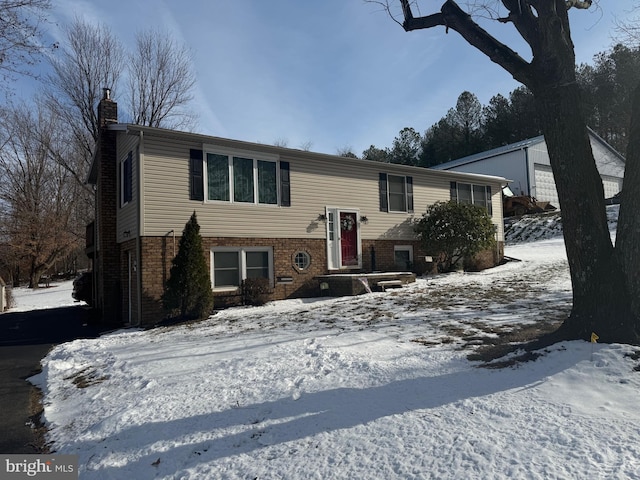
(190, 149, 204, 201)
(379, 173, 388, 212)
(120, 151, 133, 207)
(280, 161, 291, 207)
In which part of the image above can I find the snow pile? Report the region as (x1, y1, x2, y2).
(505, 204, 619, 244)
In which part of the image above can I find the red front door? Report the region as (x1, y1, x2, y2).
(340, 212, 358, 266)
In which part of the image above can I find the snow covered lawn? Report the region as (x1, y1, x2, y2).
(25, 209, 640, 479)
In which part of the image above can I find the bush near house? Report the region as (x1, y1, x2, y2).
(162, 212, 214, 320)
(414, 201, 496, 272)
(242, 278, 271, 306)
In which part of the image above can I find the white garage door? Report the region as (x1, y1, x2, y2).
(602, 176, 623, 199)
(533, 164, 559, 205)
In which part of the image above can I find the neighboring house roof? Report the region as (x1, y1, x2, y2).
(431, 127, 625, 171)
(430, 136, 544, 171)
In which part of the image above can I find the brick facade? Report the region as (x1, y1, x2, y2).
(128, 235, 450, 326)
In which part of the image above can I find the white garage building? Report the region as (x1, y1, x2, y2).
(431, 129, 625, 207)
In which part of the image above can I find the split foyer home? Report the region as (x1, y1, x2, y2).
(431, 130, 625, 206)
(87, 91, 509, 326)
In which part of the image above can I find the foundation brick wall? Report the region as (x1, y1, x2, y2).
(134, 235, 435, 325)
(361, 239, 431, 274)
(132, 235, 505, 326)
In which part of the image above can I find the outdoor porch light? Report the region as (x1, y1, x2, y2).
(317, 213, 327, 222)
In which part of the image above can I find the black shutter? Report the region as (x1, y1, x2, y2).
(190, 149, 204, 201)
(379, 173, 388, 212)
(406, 176, 414, 213)
(124, 151, 133, 204)
(450, 181, 457, 202)
(486, 185, 493, 215)
(280, 161, 291, 207)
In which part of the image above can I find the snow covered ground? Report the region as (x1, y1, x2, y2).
(9, 279, 83, 312)
(20, 206, 640, 479)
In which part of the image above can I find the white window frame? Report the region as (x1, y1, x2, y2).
(293, 251, 311, 271)
(203, 145, 280, 206)
(387, 174, 409, 213)
(210, 246, 274, 292)
(394, 245, 414, 270)
(451, 182, 493, 215)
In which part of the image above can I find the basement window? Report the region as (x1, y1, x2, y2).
(211, 247, 273, 290)
(293, 251, 311, 271)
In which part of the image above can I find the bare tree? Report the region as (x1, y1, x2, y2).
(44, 16, 124, 176)
(337, 146, 359, 158)
(372, 0, 639, 343)
(0, 101, 81, 288)
(127, 28, 197, 130)
(0, 0, 51, 89)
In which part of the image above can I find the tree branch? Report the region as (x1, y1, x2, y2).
(566, 0, 592, 9)
(400, 0, 533, 86)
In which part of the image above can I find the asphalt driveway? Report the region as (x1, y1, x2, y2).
(0, 305, 109, 453)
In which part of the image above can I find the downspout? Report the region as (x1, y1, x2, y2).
(524, 147, 532, 197)
(136, 130, 144, 327)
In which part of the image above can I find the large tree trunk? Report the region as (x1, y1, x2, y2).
(615, 84, 640, 333)
(396, 0, 640, 344)
(525, 1, 638, 343)
(534, 84, 637, 342)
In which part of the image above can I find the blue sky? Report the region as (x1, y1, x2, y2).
(31, 1, 633, 156)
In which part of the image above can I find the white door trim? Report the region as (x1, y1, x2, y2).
(326, 206, 361, 270)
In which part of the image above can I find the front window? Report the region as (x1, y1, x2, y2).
(258, 160, 277, 204)
(211, 247, 273, 290)
(379, 173, 413, 213)
(233, 157, 254, 203)
(207, 153, 229, 201)
(205, 149, 279, 205)
(388, 175, 407, 212)
(451, 182, 492, 215)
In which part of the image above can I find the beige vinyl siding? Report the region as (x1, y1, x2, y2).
(134, 129, 506, 242)
(116, 134, 140, 243)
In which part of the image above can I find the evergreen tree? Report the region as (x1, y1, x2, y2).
(362, 144, 390, 162)
(162, 212, 213, 320)
(388, 127, 422, 165)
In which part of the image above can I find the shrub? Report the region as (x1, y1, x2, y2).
(414, 201, 496, 272)
(242, 278, 271, 306)
(162, 212, 214, 320)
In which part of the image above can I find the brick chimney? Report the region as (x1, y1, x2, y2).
(94, 88, 121, 324)
(98, 88, 118, 126)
